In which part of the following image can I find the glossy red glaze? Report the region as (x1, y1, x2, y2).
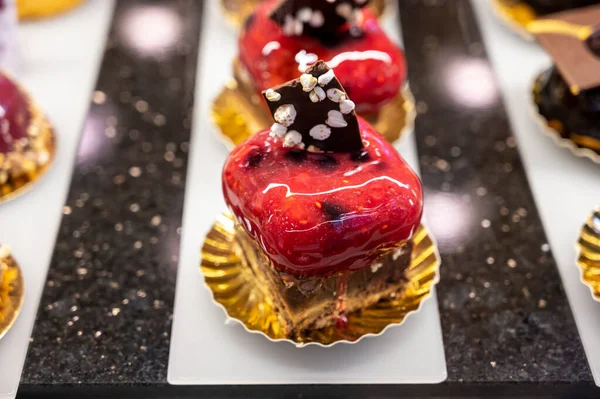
(238, 0, 406, 114)
(0, 73, 31, 154)
(222, 117, 423, 276)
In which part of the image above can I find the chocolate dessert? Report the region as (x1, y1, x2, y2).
(532, 6, 600, 153)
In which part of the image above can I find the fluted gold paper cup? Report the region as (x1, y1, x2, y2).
(221, 0, 389, 30)
(577, 207, 600, 302)
(200, 213, 440, 347)
(0, 246, 24, 340)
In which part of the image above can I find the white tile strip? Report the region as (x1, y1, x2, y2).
(473, 0, 600, 386)
(0, 1, 114, 397)
(168, 0, 446, 385)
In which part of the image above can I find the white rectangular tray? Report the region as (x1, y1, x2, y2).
(167, 0, 448, 385)
(0, 1, 113, 397)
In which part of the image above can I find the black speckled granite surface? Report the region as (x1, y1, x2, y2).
(21, 0, 203, 385)
(398, 0, 592, 385)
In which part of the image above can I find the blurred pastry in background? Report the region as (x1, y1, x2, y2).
(531, 5, 600, 160)
(0, 72, 55, 201)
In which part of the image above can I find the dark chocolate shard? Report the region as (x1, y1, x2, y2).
(261, 61, 363, 152)
(269, 0, 369, 41)
(532, 5, 600, 92)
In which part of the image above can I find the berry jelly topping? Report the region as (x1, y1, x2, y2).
(222, 117, 423, 276)
(0, 73, 31, 154)
(239, 0, 406, 114)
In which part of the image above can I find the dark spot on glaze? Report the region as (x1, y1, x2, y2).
(243, 13, 256, 31)
(314, 154, 338, 169)
(350, 150, 370, 162)
(285, 149, 307, 163)
(322, 201, 345, 221)
(245, 148, 263, 168)
(376, 161, 388, 170)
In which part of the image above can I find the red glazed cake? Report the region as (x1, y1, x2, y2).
(0, 72, 53, 196)
(222, 62, 423, 336)
(237, 0, 406, 115)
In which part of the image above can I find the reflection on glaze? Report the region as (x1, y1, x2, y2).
(222, 117, 423, 276)
(262, 41, 281, 56)
(326, 50, 392, 68)
(238, 0, 406, 113)
(262, 176, 409, 197)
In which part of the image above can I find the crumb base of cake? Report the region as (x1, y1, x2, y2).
(234, 221, 413, 338)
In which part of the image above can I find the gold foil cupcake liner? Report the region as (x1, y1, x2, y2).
(220, 0, 389, 30)
(200, 212, 440, 347)
(0, 83, 56, 205)
(212, 77, 416, 150)
(16, 0, 84, 20)
(0, 247, 24, 340)
(490, 0, 536, 40)
(530, 70, 600, 164)
(576, 207, 600, 302)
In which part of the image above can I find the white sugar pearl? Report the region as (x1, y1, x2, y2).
(283, 130, 303, 147)
(274, 104, 297, 127)
(327, 88, 346, 103)
(318, 69, 335, 86)
(326, 110, 348, 128)
(297, 7, 312, 22)
(336, 3, 352, 19)
(270, 123, 287, 138)
(309, 10, 324, 27)
(300, 73, 318, 92)
(265, 89, 281, 102)
(309, 87, 326, 102)
(309, 124, 332, 141)
(340, 99, 355, 114)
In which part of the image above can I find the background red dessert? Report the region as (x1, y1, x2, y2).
(238, 0, 406, 114)
(0, 73, 31, 155)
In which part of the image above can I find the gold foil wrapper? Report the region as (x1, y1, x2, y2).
(0, 249, 24, 340)
(0, 81, 56, 204)
(577, 207, 600, 302)
(531, 71, 600, 164)
(212, 73, 415, 149)
(221, 0, 389, 29)
(16, 0, 84, 20)
(200, 213, 440, 347)
(491, 0, 536, 40)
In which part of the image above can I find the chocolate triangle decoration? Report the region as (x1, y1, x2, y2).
(262, 61, 363, 152)
(532, 5, 600, 93)
(269, 0, 370, 40)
